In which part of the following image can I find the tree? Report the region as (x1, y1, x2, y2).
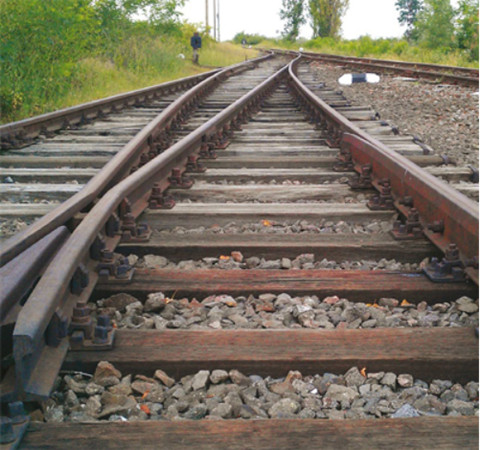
(415, 0, 455, 49)
(308, 0, 349, 38)
(280, 0, 306, 41)
(455, 0, 479, 59)
(395, 0, 423, 39)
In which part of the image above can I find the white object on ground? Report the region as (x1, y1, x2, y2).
(177, 53, 185, 59)
(338, 73, 380, 85)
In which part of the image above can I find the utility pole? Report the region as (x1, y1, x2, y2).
(213, 0, 217, 40)
(205, 0, 209, 34)
(217, 0, 220, 41)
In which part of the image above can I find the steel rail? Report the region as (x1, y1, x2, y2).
(267, 49, 479, 87)
(0, 53, 272, 267)
(302, 51, 479, 77)
(288, 57, 478, 280)
(10, 58, 291, 401)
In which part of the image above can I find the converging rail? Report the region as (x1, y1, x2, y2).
(0, 52, 478, 448)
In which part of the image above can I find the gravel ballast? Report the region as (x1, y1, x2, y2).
(308, 62, 479, 167)
(93, 293, 478, 331)
(38, 363, 478, 423)
(154, 219, 394, 235)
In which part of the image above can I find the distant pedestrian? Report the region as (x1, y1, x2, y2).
(191, 32, 202, 64)
(241, 37, 247, 48)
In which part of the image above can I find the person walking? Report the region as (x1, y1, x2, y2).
(191, 31, 202, 64)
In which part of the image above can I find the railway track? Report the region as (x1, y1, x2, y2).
(270, 49, 479, 87)
(0, 53, 478, 448)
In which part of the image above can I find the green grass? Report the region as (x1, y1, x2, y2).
(200, 42, 259, 67)
(2, 41, 259, 124)
(257, 37, 479, 68)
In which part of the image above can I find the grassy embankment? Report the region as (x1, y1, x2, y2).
(61, 42, 258, 118)
(256, 36, 478, 68)
(2, 39, 257, 125)
(0, 0, 258, 125)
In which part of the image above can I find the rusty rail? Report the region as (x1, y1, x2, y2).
(8, 58, 290, 402)
(288, 57, 479, 282)
(0, 53, 272, 268)
(267, 49, 479, 87)
(302, 51, 479, 77)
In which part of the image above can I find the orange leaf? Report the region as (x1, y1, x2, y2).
(401, 299, 412, 306)
(360, 367, 367, 377)
(219, 255, 230, 261)
(140, 404, 151, 415)
(262, 220, 273, 227)
(141, 390, 150, 400)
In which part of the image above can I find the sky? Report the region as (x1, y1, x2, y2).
(180, 0, 460, 42)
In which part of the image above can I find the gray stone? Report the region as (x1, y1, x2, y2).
(455, 297, 478, 313)
(259, 293, 277, 302)
(85, 383, 105, 396)
(210, 403, 233, 418)
(210, 370, 229, 384)
(65, 390, 79, 408)
(397, 374, 414, 388)
(324, 384, 358, 404)
(145, 389, 165, 403)
(359, 384, 371, 396)
(381, 372, 397, 390)
(229, 370, 251, 386)
(144, 293, 166, 312)
(292, 304, 313, 318)
(108, 382, 132, 397)
(192, 371, 210, 391)
(103, 293, 138, 312)
(268, 398, 301, 418)
(64, 376, 87, 395)
(465, 382, 479, 400)
(259, 260, 282, 269)
(361, 319, 377, 328)
(378, 298, 399, 308)
(85, 396, 102, 417)
(239, 404, 268, 419)
(430, 380, 453, 395)
(447, 399, 475, 416)
(98, 396, 137, 419)
(184, 404, 208, 420)
(450, 384, 469, 401)
(414, 395, 446, 415)
(344, 367, 366, 387)
(154, 369, 175, 388)
(298, 408, 316, 419)
(144, 255, 169, 268)
(125, 301, 144, 316)
(131, 380, 157, 396)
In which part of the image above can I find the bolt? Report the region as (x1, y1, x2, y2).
(93, 325, 109, 344)
(445, 243, 460, 261)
